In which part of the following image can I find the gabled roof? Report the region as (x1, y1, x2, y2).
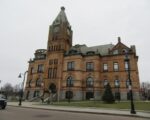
(111, 37, 129, 51)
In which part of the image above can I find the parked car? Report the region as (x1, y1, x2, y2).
(0, 94, 7, 109)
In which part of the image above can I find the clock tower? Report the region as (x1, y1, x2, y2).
(47, 6, 72, 52)
(44, 7, 73, 100)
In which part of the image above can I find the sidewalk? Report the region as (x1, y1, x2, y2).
(8, 102, 150, 119)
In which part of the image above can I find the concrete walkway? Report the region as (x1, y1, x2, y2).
(7, 102, 150, 119)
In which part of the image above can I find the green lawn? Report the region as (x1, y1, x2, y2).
(44, 101, 150, 111)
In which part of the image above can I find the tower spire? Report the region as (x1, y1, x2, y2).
(47, 7, 72, 51)
(61, 6, 65, 11)
(52, 6, 70, 26)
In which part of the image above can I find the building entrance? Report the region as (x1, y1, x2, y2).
(86, 92, 94, 100)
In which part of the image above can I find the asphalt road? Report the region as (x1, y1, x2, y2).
(0, 106, 149, 120)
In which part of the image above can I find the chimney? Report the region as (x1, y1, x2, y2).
(118, 37, 121, 43)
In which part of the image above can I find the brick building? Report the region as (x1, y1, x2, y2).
(24, 7, 140, 101)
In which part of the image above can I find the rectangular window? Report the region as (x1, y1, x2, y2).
(49, 60, 53, 65)
(53, 68, 57, 78)
(113, 50, 119, 55)
(67, 62, 75, 71)
(33, 91, 40, 97)
(37, 64, 44, 73)
(54, 59, 58, 64)
(48, 68, 52, 78)
(86, 62, 94, 71)
(104, 79, 108, 87)
(48, 68, 57, 79)
(113, 62, 119, 71)
(103, 63, 108, 72)
(67, 77, 73, 87)
(125, 61, 129, 70)
(114, 80, 120, 88)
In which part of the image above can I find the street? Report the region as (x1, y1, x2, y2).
(0, 106, 148, 120)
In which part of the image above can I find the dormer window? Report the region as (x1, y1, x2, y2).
(69, 50, 78, 54)
(86, 51, 95, 55)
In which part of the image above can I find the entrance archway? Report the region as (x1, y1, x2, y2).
(49, 83, 57, 93)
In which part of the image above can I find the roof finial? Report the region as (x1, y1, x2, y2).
(118, 36, 121, 43)
(61, 6, 65, 11)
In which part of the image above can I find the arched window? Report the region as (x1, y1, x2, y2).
(114, 79, 120, 88)
(66, 76, 73, 87)
(86, 77, 94, 87)
(104, 79, 108, 87)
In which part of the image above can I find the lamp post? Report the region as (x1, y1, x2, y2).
(18, 71, 28, 106)
(115, 80, 120, 102)
(92, 79, 95, 102)
(68, 78, 71, 103)
(41, 80, 45, 103)
(124, 52, 136, 114)
(67, 76, 72, 103)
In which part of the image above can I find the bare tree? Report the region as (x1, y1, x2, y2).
(2, 83, 13, 98)
(140, 82, 150, 100)
(13, 84, 21, 99)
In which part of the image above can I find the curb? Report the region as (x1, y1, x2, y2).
(8, 105, 150, 119)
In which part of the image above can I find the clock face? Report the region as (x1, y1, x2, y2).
(54, 26, 59, 33)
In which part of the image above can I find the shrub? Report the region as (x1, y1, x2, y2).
(102, 83, 115, 103)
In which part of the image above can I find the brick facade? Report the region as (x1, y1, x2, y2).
(24, 7, 140, 101)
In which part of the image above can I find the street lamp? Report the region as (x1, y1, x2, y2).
(67, 76, 72, 103)
(18, 71, 28, 106)
(39, 79, 45, 103)
(124, 51, 136, 114)
(115, 80, 120, 102)
(142, 82, 146, 100)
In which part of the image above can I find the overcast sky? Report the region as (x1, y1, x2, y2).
(0, 0, 150, 87)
